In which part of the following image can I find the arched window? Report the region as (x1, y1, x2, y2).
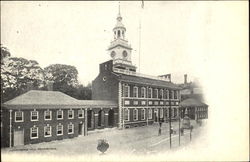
(148, 88, 152, 98)
(141, 87, 146, 98)
(118, 30, 121, 38)
(124, 109, 129, 121)
(154, 89, 158, 98)
(166, 90, 169, 99)
(124, 85, 130, 97)
(160, 108, 163, 118)
(148, 108, 153, 119)
(133, 86, 138, 98)
(159, 89, 163, 99)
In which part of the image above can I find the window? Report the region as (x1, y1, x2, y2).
(44, 125, 52, 137)
(133, 86, 138, 98)
(160, 108, 163, 118)
(68, 110, 74, 119)
(174, 91, 178, 99)
(124, 109, 129, 121)
(171, 90, 174, 99)
(78, 109, 84, 118)
(68, 123, 74, 134)
(124, 85, 130, 97)
(148, 109, 153, 119)
(154, 89, 158, 98)
(141, 87, 146, 98)
(31, 110, 38, 121)
(141, 109, 145, 120)
(166, 90, 169, 99)
(159, 89, 163, 99)
(148, 88, 152, 98)
(133, 109, 138, 121)
(44, 110, 52, 120)
(57, 110, 63, 120)
(30, 126, 38, 139)
(15, 111, 23, 122)
(57, 124, 63, 136)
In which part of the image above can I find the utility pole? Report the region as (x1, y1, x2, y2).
(169, 98, 172, 149)
(178, 107, 181, 146)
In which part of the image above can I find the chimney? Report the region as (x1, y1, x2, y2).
(26, 81, 34, 91)
(47, 81, 54, 91)
(184, 74, 187, 84)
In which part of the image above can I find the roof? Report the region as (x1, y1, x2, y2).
(3, 90, 117, 109)
(179, 98, 208, 107)
(116, 73, 181, 89)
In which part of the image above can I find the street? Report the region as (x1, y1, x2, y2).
(2, 120, 207, 156)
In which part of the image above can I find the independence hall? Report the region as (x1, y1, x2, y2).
(1, 8, 208, 147)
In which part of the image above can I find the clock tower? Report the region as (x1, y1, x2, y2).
(107, 5, 137, 72)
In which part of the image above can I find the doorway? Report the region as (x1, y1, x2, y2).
(87, 110, 93, 129)
(108, 109, 114, 127)
(78, 123, 84, 135)
(14, 129, 24, 146)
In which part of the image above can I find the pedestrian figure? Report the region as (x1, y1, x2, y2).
(158, 127, 161, 136)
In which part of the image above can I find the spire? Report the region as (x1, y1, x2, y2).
(117, 2, 122, 21)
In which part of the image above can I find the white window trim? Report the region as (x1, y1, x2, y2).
(44, 125, 52, 137)
(68, 123, 74, 134)
(141, 109, 145, 120)
(57, 110, 63, 120)
(44, 110, 52, 120)
(124, 109, 129, 121)
(57, 124, 63, 136)
(133, 86, 138, 98)
(78, 109, 84, 118)
(133, 109, 138, 121)
(30, 110, 39, 121)
(30, 126, 38, 139)
(68, 110, 74, 119)
(166, 90, 169, 99)
(15, 111, 24, 122)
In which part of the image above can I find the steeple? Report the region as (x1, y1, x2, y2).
(107, 3, 137, 72)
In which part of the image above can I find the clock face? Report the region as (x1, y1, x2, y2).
(123, 51, 128, 58)
(111, 51, 116, 58)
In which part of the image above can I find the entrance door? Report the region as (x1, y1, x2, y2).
(78, 123, 84, 135)
(108, 109, 114, 127)
(87, 110, 93, 128)
(14, 129, 24, 146)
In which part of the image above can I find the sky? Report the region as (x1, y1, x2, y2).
(1, 1, 212, 85)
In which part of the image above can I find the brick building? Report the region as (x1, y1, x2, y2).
(92, 9, 181, 129)
(1, 90, 117, 147)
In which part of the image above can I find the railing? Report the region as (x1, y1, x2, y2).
(113, 68, 171, 82)
(108, 39, 131, 49)
(113, 59, 132, 65)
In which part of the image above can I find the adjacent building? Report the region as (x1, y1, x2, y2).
(1, 90, 117, 147)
